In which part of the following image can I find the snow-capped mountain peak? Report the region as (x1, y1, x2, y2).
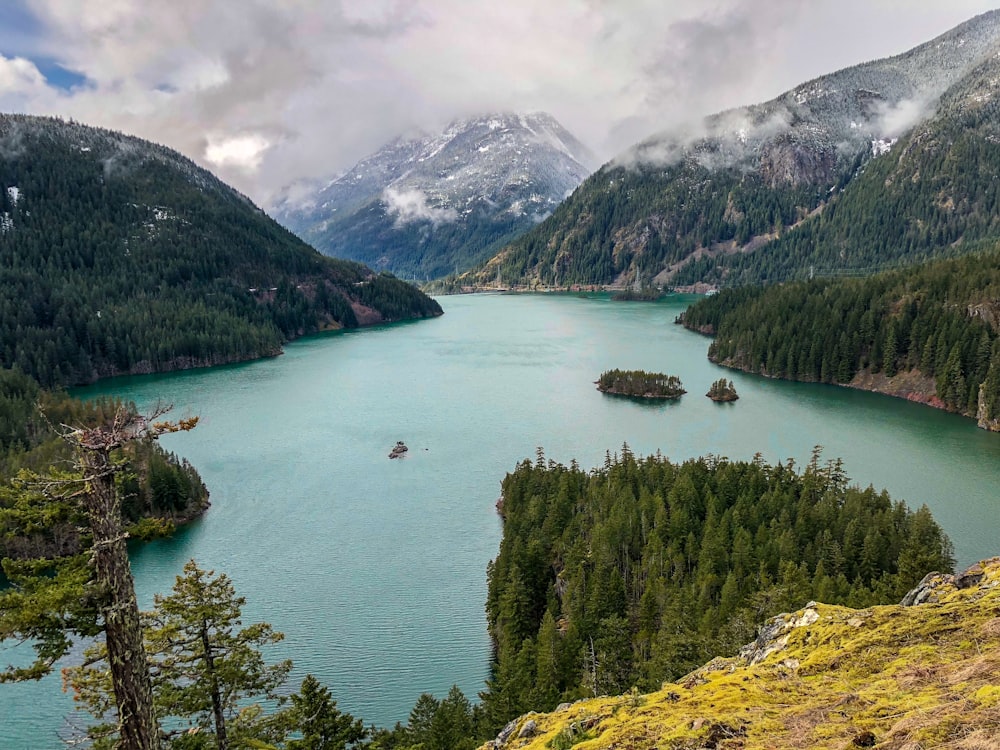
(272, 112, 595, 280)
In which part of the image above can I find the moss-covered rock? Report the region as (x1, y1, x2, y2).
(484, 558, 1000, 750)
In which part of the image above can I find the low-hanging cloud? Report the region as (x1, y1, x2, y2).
(383, 187, 458, 226)
(874, 97, 938, 139)
(3, 1, 996, 206)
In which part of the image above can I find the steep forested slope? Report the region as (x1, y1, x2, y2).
(0, 114, 441, 387)
(681, 247, 1000, 430)
(467, 11, 1000, 289)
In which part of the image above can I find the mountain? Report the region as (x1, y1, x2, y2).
(273, 112, 596, 281)
(0, 114, 442, 388)
(468, 11, 1000, 290)
(484, 558, 1000, 750)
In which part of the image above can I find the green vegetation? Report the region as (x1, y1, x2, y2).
(706, 378, 738, 402)
(680, 248, 1000, 425)
(66, 561, 371, 749)
(596, 370, 685, 399)
(0, 114, 441, 388)
(0, 368, 207, 563)
(67, 561, 292, 749)
(466, 26, 1000, 291)
(480, 447, 953, 734)
(610, 288, 665, 302)
(482, 559, 1000, 750)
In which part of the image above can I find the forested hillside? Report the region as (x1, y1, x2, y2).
(681, 247, 1000, 430)
(0, 114, 441, 387)
(465, 10, 1000, 289)
(478, 448, 953, 733)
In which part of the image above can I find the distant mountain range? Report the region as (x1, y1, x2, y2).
(0, 114, 441, 387)
(273, 112, 596, 281)
(465, 10, 1000, 290)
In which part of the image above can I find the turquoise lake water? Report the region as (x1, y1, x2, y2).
(3, 293, 999, 747)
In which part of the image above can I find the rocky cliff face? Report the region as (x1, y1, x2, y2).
(487, 558, 1000, 750)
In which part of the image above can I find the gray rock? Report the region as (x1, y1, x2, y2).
(492, 718, 518, 748)
(901, 571, 952, 606)
(518, 719, 538, 738)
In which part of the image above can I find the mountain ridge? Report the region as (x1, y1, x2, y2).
(273, 112, 595, 280)
(465, 10, 1000, 290)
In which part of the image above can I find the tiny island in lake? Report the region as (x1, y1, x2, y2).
(596, 369, 686, 399)
(706, 377, 739, 402)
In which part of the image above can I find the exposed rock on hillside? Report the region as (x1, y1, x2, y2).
(487, 558, 1000, 750)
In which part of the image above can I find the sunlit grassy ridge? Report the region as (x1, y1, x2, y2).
(486, 559, 1000, 750)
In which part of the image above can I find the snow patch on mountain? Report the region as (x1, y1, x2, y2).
(272, 111, 595, 278)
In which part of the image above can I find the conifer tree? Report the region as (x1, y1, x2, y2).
(66, 560, 292, 750)
(1, 403, 197, 750)
(275, 674, 367, 750)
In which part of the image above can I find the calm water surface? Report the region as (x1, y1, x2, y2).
(4, 293, 999, 746)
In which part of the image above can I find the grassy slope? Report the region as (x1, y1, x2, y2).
(487, 559, 1000, 750)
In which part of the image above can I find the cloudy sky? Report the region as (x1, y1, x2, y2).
(0, 1, 997, 206)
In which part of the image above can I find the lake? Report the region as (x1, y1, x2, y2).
(4, 292, 999, 747)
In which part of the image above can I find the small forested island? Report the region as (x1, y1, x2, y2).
(597, 369, 685, 399)
(706, 377, 739, 401)
(610, 288, 664, 302)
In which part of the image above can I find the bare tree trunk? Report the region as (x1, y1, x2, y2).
(201, 625, 228, 750)
(68, 405, 195, 750)
(79, 442, 160, 750)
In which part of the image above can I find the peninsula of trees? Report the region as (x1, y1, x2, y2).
(596, 369, 685, 399)
(680, 247, 1000, 430)
(479, 447, 954, 734)
(0, 368, 207, 563)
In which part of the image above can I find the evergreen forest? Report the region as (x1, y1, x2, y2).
(680, 247, 1000, 425)
(477, 448, 954, 735)
(0, 115, 441, 388)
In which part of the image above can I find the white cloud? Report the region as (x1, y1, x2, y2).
(383, 187, 458, 226)
(875, 97, 938, 138)
(205, 133, 271, 172)
(0, 55, 47, 92)
(3, 1, 997, 205)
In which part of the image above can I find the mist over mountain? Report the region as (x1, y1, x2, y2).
(273, 112, 595, 281)
(467, 10, 1000, 289)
